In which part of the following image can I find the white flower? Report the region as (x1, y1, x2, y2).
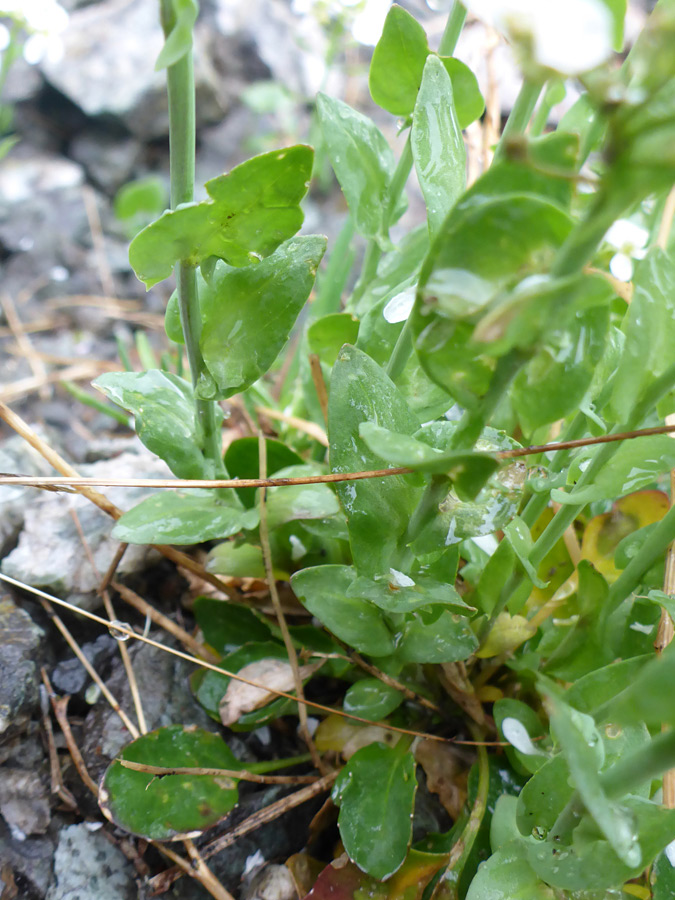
(0, 0, 69, 64)
(604, 219, 649, 282)
(464, 0, 613, 76)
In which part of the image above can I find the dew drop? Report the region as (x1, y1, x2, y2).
(108, 619, 131, 642)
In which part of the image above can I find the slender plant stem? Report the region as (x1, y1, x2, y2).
(520, 413, 587, 528)
(553, 730, 675, 841)
(450, 350, 525, 450)
(161, 2, 224, 478)
(529, 82, 556, 137)
(607, 503, 675, 613)
(386, 315, 413, 380)
(438, 1, 467, 56)
(494, 79, 543, 161)
(529, 360, 675, 568)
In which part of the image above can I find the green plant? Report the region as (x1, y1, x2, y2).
(92, 0, 675, 896)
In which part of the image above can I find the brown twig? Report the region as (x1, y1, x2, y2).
(308, 353, 329, 427)
(37, 597, 140, 738)
(1, 291, 50, 401)
(118, 759, 322, 785)
(39, 675, 78, 808)
(258, 433, 324, 773)
(255, 404, 328, 447)
(147, 771, 339, 895)
(41, 670, 100, 797)
(5, 422, 675, 491)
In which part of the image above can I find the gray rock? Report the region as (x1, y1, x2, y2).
(1, 444, 170, 610)
(51, 633, 116, 696)
(0, 769, 50, 840)
(0, 429, 62, 557)
(70, 132, 141, 194)
(0, 593, 45, 740)
(211, 0, 331, 98)
(0, 151, 84, 207)
(40, 0, 230, 138)
(0, 818, 55, 899)
(45, 823, 136, 900)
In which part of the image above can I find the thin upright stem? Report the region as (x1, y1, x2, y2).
(161, 0, 224, 478)
(494, 79, 543, 161)
(438, 2, 467, 56)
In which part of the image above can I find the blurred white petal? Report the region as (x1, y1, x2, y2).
(465, 0, 613, 75)
(605, 219, 649, 251)
(609, 252, 634, 282)
(0, 24, 10, 51)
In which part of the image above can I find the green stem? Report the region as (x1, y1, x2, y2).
(386, 134, 413, 227)
(434, 736, 489, 900)
(386, 314, 413, 381)
(313, 216, 356, 319)
(449, 350, 525, 450)
(607, 503, 675, 613)
(553, 730, 675, 841)
(551, 191, 625, 279)
(529, 85, 554, 137)
(246, 753, 313, 775)
(529, 360, 675, 569)
(520, 412, 587, 528)
(161, 1, 224, 478)
(438, 2, 467, 56)
(494, 79, 543, 161)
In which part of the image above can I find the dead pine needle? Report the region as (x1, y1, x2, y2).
(5, 422, 675, 492)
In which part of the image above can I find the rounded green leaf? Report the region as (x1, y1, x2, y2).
(438, 56, 485, 129)
(225, 436, 304, 508)
(317, 94, 397, 247)
(291, 565, 395, 656)
(99, 725, 240, 840)
(193, 596, 273, 654)
(199, 236, 327, 399)
(112, 490, 259, 545)
(307, 313, 360, 366)
(332, 742, 417, 879)
(343, 678, 404, 721)
(395, 607, 478, 663)
(328, 346, 421, 577)
(369, 5, 429, 116)
(129, 146, 314, 287)
(93, 370, 217, 479)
